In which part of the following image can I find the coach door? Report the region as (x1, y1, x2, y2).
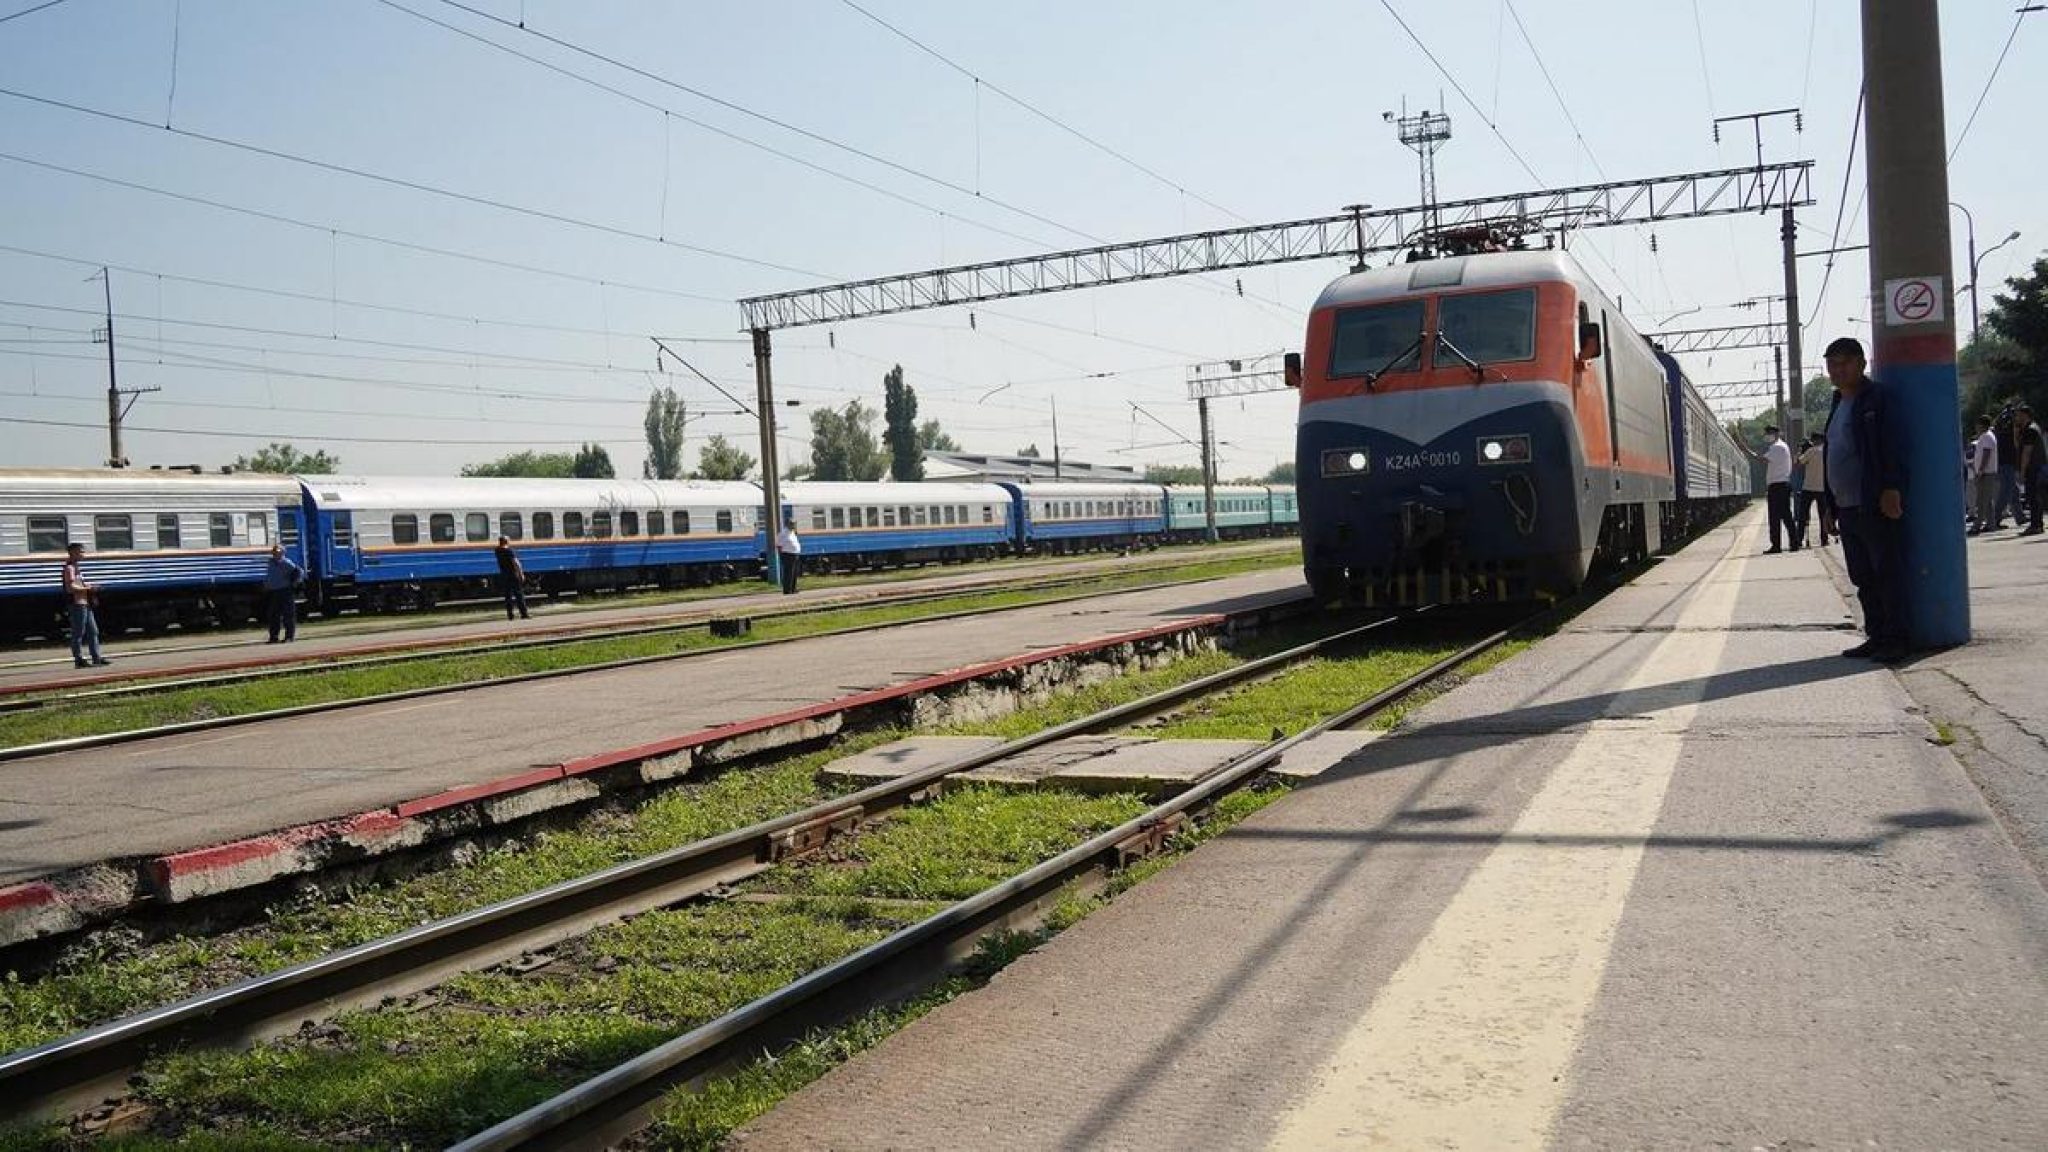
(326, 511, 357, 577)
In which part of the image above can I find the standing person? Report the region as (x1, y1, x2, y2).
(61, 542, 110, 668)
(2016, 405, 2047, 537)
(494, 535, 530, 620)
(262, 543, 303, 643)
(1821, 337, 1908, 662)
(1993, 405, 2020, 530)
(775, 520, 802, 595)
(1753, 424, 1796, 552)
(1968, 416, 2000, 536)
(1795, 433, 1831, 548)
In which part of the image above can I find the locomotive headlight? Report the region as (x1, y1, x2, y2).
(1476, 434, 1532, 466)
(1321, 447, 1370, 477)
(1347, 452, 1367, 471)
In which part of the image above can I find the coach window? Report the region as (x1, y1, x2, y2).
(645, 511, 662, 536)
(825, 507, 842, 529)
(621, 510, 639, 536)
(1435, 289, 1537, 366)
(27, 515, 69, 553)
(157, 513, 182, 549)
(429, 513, 456, 543)
(93, 514, 133, 551)
(499, 512, 523, 540)
(882, 506, 897, 527)
(210, 512, 235, 546)
(911, 506, 926, 526)
(898, 505, 912, 527)
(867, 507, 879, 528)
(279, 514, 299, 546)
(391, 514, 419, 545)
(983, 505, 994, 524)
(465, 512, 490, 542)
(592, 511, 613, 538)
(1329, 298, 1426, 378)
(532, 511, 555, 540)
(716, 509, 733, 533)
(563, 511, 585, 539)
(248, 512, 269, 546)
(673, 510, 690, 535)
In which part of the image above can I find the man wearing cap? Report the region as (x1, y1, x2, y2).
(60, 541, 111, 669)
(2015, 404, 2047, 537)
(1754, 423, 1796, 552)
(1821, 337, 1907, 662)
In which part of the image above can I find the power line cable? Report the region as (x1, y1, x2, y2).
(834, 0, 1250, 224)
(1949, 8, 2036, 163)
(0, 150, 729, 304)
(0, 84, 837, 279)
(1803, 84, 1864, 334)
(0, 413, 637, 448)
(1503, 0, 1606, 178)
(0, 0, 70, 27)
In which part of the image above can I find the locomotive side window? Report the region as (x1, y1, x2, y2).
(158, 514, 181, 549)
(210, 513, 234, 547)
(1435, 289, 1537, 365)
(28, 515, 69, 553)
(391, 514, 419, 545)
(94, 514, 133, 551)
(466, 513, 491, 542)
(430, 514, 457, 544)
(533, 512, 555, 540)
(500, 512, 523, 540)
(1329, 298, 1426, 378)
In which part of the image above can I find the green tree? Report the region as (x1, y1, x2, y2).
(642, 386, 686, 479)
(1800, 375, 1834, 436)
(1146, 464, 1206, 485)
(918, 419, 959, 452)
(1967, 254, 2048, 421)
(461, 450, 575, 477)
(231, 442, 339, 474)
(573, 442, 616, 479)
(1263, 461, 1297, 484)
(882, 365, 924, 481)
(695, 434, 756, 480)
(1016, 443, 1041, 458)
(808, 400, 886, 481)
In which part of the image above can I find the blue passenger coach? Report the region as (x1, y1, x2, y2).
(0, 469, 307, 636)
(1001, 481, 1166, 553)
(783, 481, 1012, 571)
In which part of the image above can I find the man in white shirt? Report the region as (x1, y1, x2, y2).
(775, 521, 802, 595)
(1757, 424, 1795, 553)
(1795, 434, 1830, 548)
(1968, 415, 2000, 536)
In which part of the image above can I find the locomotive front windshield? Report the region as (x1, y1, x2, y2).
(1436, 289, 1537, 365)
(1328, 299, 1425, 378)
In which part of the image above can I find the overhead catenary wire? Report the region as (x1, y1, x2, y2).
(0, 0, 71, 28)
(0, 413, 645, 448)
(1948, 7, 2036, 163)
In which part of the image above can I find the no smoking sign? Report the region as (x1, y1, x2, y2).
(1883, 276, 1947, 326)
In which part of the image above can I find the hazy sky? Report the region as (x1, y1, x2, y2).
(1, 1, 2040, 479)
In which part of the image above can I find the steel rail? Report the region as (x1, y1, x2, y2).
(0, 608, 1406, 1119)
(0, 561, 1298, 762)
(0, 546, 1294, 706)
(451, 617, 1525, 1151)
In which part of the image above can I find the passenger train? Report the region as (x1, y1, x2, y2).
(1295, 249, 1751, 605)
(0, 472, 1297, 639)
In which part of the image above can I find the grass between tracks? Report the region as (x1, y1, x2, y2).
(0, 549, 1293, 750)
(0, 607, 1532, 1149)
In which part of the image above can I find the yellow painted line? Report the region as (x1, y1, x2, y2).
(1269, 537, 1749, 1151)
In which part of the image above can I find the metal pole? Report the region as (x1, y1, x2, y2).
(1862, 0, 1967, 647)
(751, 328, 784, 588)
(1050, 396, 1062, 480)
(1780, 205, 1805, 447)
(1198, 396, 1218, 544)
(1774, 344, 1786, 435)
(101, 267, 121, 468)
(1949, 201, 1978, 341)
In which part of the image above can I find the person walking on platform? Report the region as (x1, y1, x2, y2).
(1753, 424, 1796, 552)
(2016, 405, 2047, 537)
(775, 520, 802, 595)
(1821, 337, 1907, 662)
(1993, 404, 2021, 530)
(263, 544, 303, 643)
(61, 542, 110, 669)
(494, 535, 530, 620)
(1968, 416, 2000, 536)
(1795, 433, 1830, 548)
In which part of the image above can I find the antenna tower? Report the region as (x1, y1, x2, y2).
(1392, 101, 1453, 236)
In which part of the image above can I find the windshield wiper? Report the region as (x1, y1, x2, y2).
(1363, 332, 1425, 389)
(1435, 331, 1489, 381)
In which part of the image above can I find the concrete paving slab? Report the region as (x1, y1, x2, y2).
(822, 735, 1265, 792)
(734, 505, 2048, 1151)
(1271, 729, 1383, 779)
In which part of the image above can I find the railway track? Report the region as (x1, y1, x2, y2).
(0, 553, 1290, 761)
(0, 605, 1534, 1144)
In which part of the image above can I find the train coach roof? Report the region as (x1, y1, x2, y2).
(1002, 481, 1162, 500)
(300, 476, 761, 509)
(781, 481, 1010, 504)
(0, 468, 301, 499)
(1312, 249, 1587, 311)
(1162, 484, 1270, 496)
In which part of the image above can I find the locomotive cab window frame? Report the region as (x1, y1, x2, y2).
(1328, 297, 1427, 379)
(1434, 288, 1538, 368)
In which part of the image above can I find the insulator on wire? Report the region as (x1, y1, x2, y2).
(828, 330, 836, 349)
(969, 312, 977, 330)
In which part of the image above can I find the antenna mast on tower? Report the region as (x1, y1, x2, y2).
(1388, 99, 1453, 239)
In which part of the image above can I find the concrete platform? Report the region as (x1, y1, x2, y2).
(0, 569, 1303, 890)
(823, 731, 1382, 792)
(732, 506, 2048, 1151)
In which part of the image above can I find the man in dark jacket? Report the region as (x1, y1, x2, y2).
(495, 536, 530, 620)
(1820, 337, 1907, 662)
(262, 544, 304, 643)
